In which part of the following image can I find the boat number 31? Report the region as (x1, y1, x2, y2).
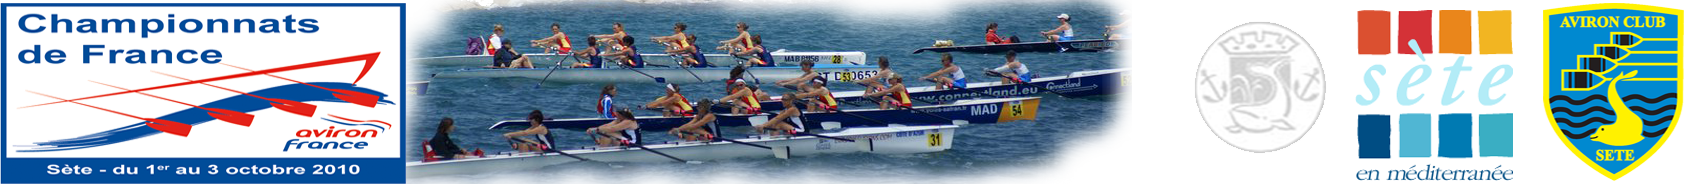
(926, 132, 942, 147)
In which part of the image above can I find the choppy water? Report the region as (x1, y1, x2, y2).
(407, 1, 1117, 182)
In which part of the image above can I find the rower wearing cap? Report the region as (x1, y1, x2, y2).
(990, 51, 1031, 84)
(502, 110, 553, 153)
(645, 83, 695, 117)
(716, 79, 764, 114)
(588, 109, 639, 147)
(569, 36, 603, 68)
(756, 93, 803, 135)
(598, 35, 646, 68)
(530, 23, 573, 54)
(1108, 9, 1135, 39)
(794, 76, 839, 112)
(1041, 14, 1075, 42)
(865, 73, 914, 110)
(669, 100, 718, 141)
(732, 34, 775, 67)
(775, 60, 819, 89)
(922, 53, 966, 90)
(486, 24, 505, 55)
(856, 57, 894, 95)
(491, 40, 537, 68)
(597, 84, 618, 118)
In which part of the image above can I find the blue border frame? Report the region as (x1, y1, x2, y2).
(2, 3, 405, 183)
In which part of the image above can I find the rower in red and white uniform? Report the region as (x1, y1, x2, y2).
(717, 79, 764, 114)
(645, 83, 695, 117)
(865, 73, 914, 110)
(794, 77, 839, 113)
(530, 23, 572, 54)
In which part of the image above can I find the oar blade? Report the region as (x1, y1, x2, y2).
(203, 108, 256, 127)
(772, 145, 791, 159)
(854, 138, 874, 152)
(328, 89, 380, 107)
(266, 99, 319, 117)
(141, 118, 193, 137)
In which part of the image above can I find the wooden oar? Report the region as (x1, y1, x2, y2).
(91, 81, 257, 127)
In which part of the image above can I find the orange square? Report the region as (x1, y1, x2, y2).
(1358, 10, 1392, 55)
(1438, 10, 1471, 54)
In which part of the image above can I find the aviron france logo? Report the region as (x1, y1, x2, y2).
(1195, 22, 1325, 153)
(1352, 9, 1516, 181)
(12, 53, 394, 152)
(1543, 3, 1682, 180)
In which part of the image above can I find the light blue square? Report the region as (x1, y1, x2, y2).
(1398, 113, 1431, 157)
(1479, 113, 1513, 157)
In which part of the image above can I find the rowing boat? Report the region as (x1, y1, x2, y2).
(429, 63, 880, 84)
(721, 68, 1124, 113)
(411, 51, 866, 67)
(406, 125, 957, 178)
(912, 39, 1118, 54)
(491, 97, 1039, 131)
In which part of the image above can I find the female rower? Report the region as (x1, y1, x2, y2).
(669, 100, 718, 141)
(794, 77, 839, 113)
(588, 109, 639, 147)
(865, 74, 913, 110)
(756, 94, 802, 135)
(990, 51, 1031, 84)
(644, 83, 694, 117)
(856, 57, 894, 94)
(530, 23, 572, 54)
(597, 84, 618, 119)
(569, 36, 602, 68)
(716, 79, 763, 114)
(501, 110, 551, 153)
(664, 35, 706, 67)
(732, 34, 773, 67)
(592, 22, 628, 51)
(717, 22, 754, 52)
(428, 117, 471, 159)
(775, 60, 819, 90)
(1041, 14, 1075, 42)
(651, 23, 689, 48)
(921, 53, 965, 90)
(598, 35, 645, 68)
(1108, 9, 1135, 39)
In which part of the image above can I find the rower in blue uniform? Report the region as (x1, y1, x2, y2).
(922, 53, 966, 90)
(990, 51, 1032, 84)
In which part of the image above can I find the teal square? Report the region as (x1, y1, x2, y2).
(1479, 113, 1513, 157)
(1398, 113, 1431, 157)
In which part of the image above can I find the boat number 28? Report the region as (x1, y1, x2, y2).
(821, 71, 877, 82)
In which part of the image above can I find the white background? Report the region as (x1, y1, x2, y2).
(4, 3, 403, 158)
(1065, 0, 1696, 183)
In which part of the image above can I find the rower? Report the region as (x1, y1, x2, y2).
(588, 109, 640, 147)
(491, 40, 536, 68)
(664, 34, 708, 68)
(717, 22, 754, 52)
(865, 74, 913, 110)
(651, 23, 689, 50)
(716, 79, 763, 114)
(426, 117, 472, 159)
(530, 23, 573, 54)
(486, 24, 504, 55)
(501, 110, 555, 153)
(921, 53, 965, 90)
(775, 60, 819, 90)
(592, 22, 628, 52)
(755, 94, 803, 135)
(989, 51, 1031, 84)
(794, 77, 839, 113)
(644, 83, 694, 117)
(855, 56, 894, 94)
(668, 100, 719, 141)
(733, 34, 775, 67)
(1041, 14, 1075, 42)
(598, 35, 645, 68)
(569, 36, 602, 68)
(985, 22, 1015, 44)
(1108, 9, 1135, 39)
(597, 84, 618, 118)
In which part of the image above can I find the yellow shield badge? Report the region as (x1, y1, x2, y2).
(1544, 3, 1681, 180)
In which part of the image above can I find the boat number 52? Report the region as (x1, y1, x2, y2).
(926, 132, 942, 147)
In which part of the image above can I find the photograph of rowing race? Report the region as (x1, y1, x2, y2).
(405, 0, 1124, 182)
